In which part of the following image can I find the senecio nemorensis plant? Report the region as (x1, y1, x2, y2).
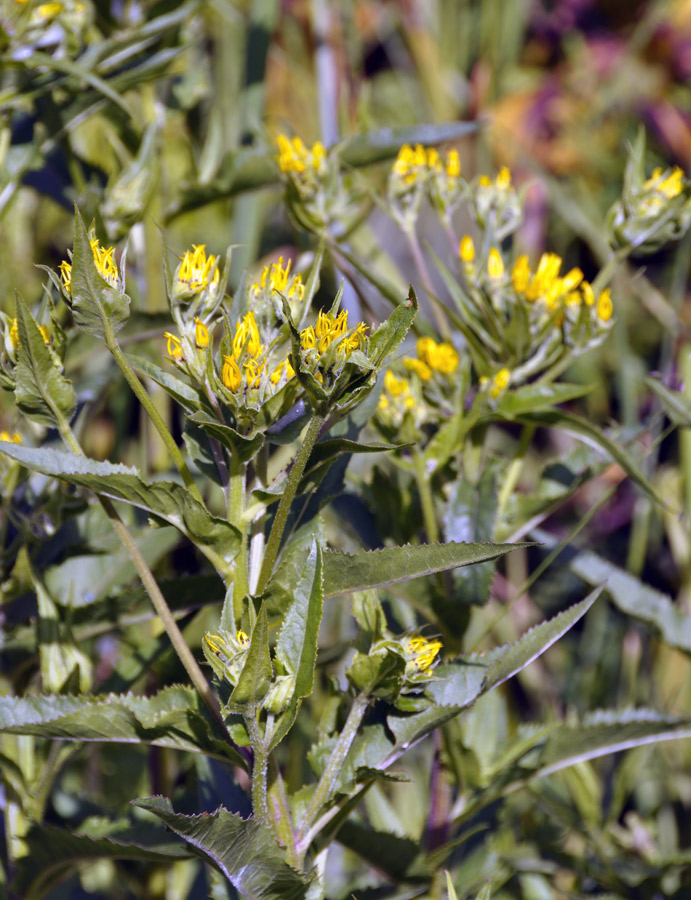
(1, 129, 691, 900)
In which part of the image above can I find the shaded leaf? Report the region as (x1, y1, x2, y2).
(368, 286, 418, 366)
(14, 293, 76, 428)
(231, 605, 272, 708)
(496, 382, 591, 418)
(133, 796, 310, 900)
(645, 375, 691, 427)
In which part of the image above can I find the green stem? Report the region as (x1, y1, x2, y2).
(256, 412, 326, 593)
(497, 425, 535, 517)
(405, 227, 450, 339)
(55, 418, 238, 756)
(295, 692, 369, 863)
(103, 321, 202, 502)
(247, 714, 270, 827)
(229, 455, 249, 617)
(412, 448, 439, 543)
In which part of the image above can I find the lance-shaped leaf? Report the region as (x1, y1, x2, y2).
(275, 541, 324, 700)
(133, 796, 310, 900)
(321, 541, 526, 599)
(14, 293, 76, 428)
(645, 375, 691, 427)
(69, 208, 130, 337)
(0, 686, 246, 767)
(496, 382, 591, 418)
(0, 444, 239, 578)
(511, 408, 662, 505)
(335, 821, 431, 883)
(368, 286, 418, 366)
(13, 821, 190, 899)
(387, 589, 600, 752)
(230, 604, 272, 708)
(127, 353, 203, 414)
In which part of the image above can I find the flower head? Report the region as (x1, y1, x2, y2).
(60, 237, 121, 296)
(194, 317, 209, 348)
(404, 636, 442, 677)
(173, 245, 220, 299)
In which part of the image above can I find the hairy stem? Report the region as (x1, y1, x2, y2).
(246, 714, 270, 827)
(257, 412, 326, 593)
(228, 455, 249, 616)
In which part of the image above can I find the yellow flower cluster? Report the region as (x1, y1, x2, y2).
(378, 370, 415, 414)
(276, 134, 327, 175)
(250, 256, 304, 302)
(403, 336, 459, 382)
(391, 144, 460, 185)
(60, 238, 120, 296)
(478, 166, 512, 191)
(480, 367, 511, 400)
(173, 245, 219, 296)
(222, 311, 294, 394)
(510, 251, 612, 320)
(0, 431, 21, 444)
(300, 309, 368, 360)
(404, 636, 442, 675)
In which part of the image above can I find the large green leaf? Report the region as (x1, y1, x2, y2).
(387, 589, 600, 752)
(13, 820, 189, 900)
(0, 686, 245, 766)
(275, 541, 324, 700)
(69, 208, 130, 338)
(321, 541, 525, 599)
(13, 293, 76, 428)
(0, 444, 239, 579)
(133, 796, 310, 900)
(534, 529, 691, 655)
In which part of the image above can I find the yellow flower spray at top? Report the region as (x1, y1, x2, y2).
(300, 309, 368, 361)
(404, 336, 459, 382)
(60, 238, 121, 295)
(251, 256, 305, 303)
(173, 245, 220, 296)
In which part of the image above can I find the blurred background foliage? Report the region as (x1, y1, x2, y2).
(1, 0, 691, 898)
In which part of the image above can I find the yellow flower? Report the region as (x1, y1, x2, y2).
(276, 134, 326, 175)
(222, 355, 242, 391)
(270, 358, 295, 385)
(459, 235, 475, 263)
(34, 1, 62, 20)
(0, 431, 21, 444)
(644, 166, 684, 200)
(477, 175, 492, 188)
(581, 282, 595, 306)
(391, 143, 430, 184)
(490, 367, 511, 399)
(37, 325, 50, 344)
(60, 238, 121, 296)
(417, 336, 459, 375)
(243, 359, 265, 388)
(232, 311, 263, 359)
(496, 166, 512, 190)
(164, 332, 183, 361)
(301, 326, 316, 350)
(194, 317, 209, 348)
(236, 630, 250, 648)
(445, 149, 461, 178)
(597, 289, 613, 322)
(524, 252, 562, 302)
(384, 370, 409, 397)
(253, 256, 305, 300)
(512, 255, 531, 293)
(174, 245, 220, 296)
(405, 636, 442, 675)
(9, 319, 18, 350)
(487, 248, 505, 280)
(404, 357, 433, 382)
(301, 309, 367, 360)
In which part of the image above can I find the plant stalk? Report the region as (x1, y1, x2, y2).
(228, 455, 249, 614)
(412, 448, 439, 543)
(256, 412, 326, 593)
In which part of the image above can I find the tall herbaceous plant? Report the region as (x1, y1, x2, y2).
(1, 106, 691, 900)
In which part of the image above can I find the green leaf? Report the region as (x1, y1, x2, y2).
(13, 293, 76, 428)
(645, 375, 691, 427)
(340, 121, 480, 168)
(510, 409, 663, 505)
(262, 519, 325, 621)
(474, 883, 493, 900)
(0, 444, 239, 578)
(496, 382, 591, 418)
(127, 354, 203, 413)
(534, 529, 691, 655)
(0, 686, 245, 766)
(446, 871, 459, 900)
(275, 542, 323, 699)
(335, 821, 431, 882)
(483, 588, 601, 691)
(132, 796, 310, 900)
(69, 208, 130, 338)
(230, 605, 272, 708)
(368, 286, 418, 366)
(13, 821, 189, 899)
(321, 541, 525, 598)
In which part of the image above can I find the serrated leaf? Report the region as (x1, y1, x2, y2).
(132, 796, 310, 900)
(275, 542, 323, 699)
(0, 686, 245, 766)
(322, 541, 525, 598)
(483, 588, 601, 690)
(231, 605, 272, 708)
(70, 208, 130, 337)
(496, 382, 591, 418)
(368, 286, 418, 366)
(127, 353, 203, 413)
(0, 444, 238, 578)
(13, 293, 76, 428)
(13, 821, 189, 898)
